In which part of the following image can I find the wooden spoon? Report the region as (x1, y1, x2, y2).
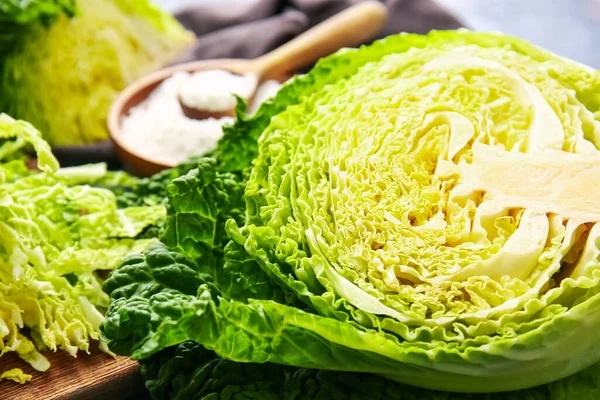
(178, 1, 388, 120)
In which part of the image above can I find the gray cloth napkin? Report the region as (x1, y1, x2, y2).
(174, 0, 464, 62)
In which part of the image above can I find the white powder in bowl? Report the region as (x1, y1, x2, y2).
(120, 71, 281, 166)
(179, 70, 258, 112)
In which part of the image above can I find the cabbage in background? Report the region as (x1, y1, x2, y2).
(0, 0, 194, 146)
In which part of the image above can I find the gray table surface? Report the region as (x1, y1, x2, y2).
(157, 0, 600, 68)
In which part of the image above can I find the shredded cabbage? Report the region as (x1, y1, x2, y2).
(0, 113, 165, 378)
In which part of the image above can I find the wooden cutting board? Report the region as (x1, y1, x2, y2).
(0, 343, 148, 400)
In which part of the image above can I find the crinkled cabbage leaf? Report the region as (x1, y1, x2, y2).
(102, 30, 600, 393)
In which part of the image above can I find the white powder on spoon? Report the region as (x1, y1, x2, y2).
(179, 70, 258, 112)
(120, 71, 281, 166)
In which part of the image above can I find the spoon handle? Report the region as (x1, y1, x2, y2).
(248, 1, 387, 79)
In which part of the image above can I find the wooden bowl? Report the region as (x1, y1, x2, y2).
(108, 59, 268, 177)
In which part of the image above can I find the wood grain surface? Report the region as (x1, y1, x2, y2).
(0, 343, 149, 400)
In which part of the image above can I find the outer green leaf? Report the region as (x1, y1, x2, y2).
(103, 262, 600, 392)
(142, 341, 600, 400)
(161, 158, 246, 264)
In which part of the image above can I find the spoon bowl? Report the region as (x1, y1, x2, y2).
(177, 71, 259, 120)
(178, 101, 237, 120)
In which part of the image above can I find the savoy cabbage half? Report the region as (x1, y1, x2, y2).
(102, 30, 600, 395)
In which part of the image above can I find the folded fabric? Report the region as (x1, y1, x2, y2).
(174, 0, 464, 62)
